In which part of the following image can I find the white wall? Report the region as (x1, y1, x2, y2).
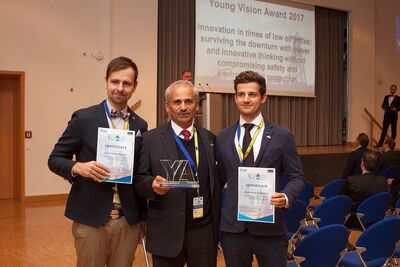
(0, 0, 157, 196)
(375, 0, 400, 143)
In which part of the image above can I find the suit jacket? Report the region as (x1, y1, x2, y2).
(48, 102, 148, 227)
(134, 122, 220, 257)
(380, 151, 400, 171)
(342, 146, 370, 179)
(340, 172, 387, 211)
(216, 116, 305, 237)
(382, 94, 400, 121)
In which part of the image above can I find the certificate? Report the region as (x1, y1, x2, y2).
(237, 167, 275, 223)
(96, 127, 135, 184)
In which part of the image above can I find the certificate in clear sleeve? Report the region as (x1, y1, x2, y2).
(237, 167, 275, 223)
(96, 127, 135, 184)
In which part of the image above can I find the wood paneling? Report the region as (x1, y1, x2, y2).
(0, 71, 24, 201)
(0, 76, 17, 199)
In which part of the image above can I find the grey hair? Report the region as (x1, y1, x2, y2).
(164, 80, 199, 102)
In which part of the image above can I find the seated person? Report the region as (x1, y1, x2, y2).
(342, 133, 370, 179)
(380, 137, 400, 171)
(340, 151, 387, 227)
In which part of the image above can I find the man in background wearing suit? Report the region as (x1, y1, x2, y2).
(380, 137, 400, 171)
(181, 70, 193, 81)
(216, 71, 305, 267)
(134, 80, 219, 267)
(340, 151, 387, 226)
(48, 57, 148, 267)
(342, 133, 370, 179)
(376, 84, 400, 147)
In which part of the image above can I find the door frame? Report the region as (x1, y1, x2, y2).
(0, 71, 25, 201)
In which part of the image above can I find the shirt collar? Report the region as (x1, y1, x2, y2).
(170, 120, 194, 137)
(106, 99, 128, 114)
(239, 113, 263, 128)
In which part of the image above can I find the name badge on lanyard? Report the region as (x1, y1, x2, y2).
(193, 196, 204, 219)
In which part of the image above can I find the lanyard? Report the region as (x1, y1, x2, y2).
(173, 128, 199, 175)
(103, 100, 129, 130)
(236, 117, 264, 163)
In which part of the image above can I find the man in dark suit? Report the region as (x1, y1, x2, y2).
(380, 137, 400, 170)
(216, 71, 305, 267)
(342, 133, 370, 179)
(376, 84, 400, 147)
(134, 80, 219, 267)
(340, 151, 387, 222)
(48, 57, 148, 267)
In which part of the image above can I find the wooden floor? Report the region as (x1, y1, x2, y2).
(0, 198, 395, 267)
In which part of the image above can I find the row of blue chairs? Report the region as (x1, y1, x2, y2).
(286, 217, 400, 267)
(283, 176, 400, 266)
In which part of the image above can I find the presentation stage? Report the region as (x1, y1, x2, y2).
(195, 0, 315, 97)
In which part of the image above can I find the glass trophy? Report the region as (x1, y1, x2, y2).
(159, 159, 199, 188)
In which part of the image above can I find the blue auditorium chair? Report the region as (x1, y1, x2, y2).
(298, 195, 351, 236)
(287, 224, 349, 267)
(380, 165, 400, 180)
(308, 178, 345, 210)
(351, 192, 391, 231)
(284, 199, 307, 256)
(297, 181, 314, 207)
(340, 216, 400, 267)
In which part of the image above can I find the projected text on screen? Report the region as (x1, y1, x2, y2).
(195, 0, 315, 97)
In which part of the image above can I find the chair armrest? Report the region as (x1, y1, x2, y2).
(312, 217, 321, 225)
(293, 256, 305, 266)
(356, 212, 364, 219)
(355, 246, 368, 267)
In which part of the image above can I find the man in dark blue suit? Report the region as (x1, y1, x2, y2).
(216, 71, 305, 267)
(48, 57, 148, 267)
(376, 84, 400, 147)
(342, 133, 370, 179)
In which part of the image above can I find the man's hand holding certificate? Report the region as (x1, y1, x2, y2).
(238, 167, 276, 223)
(96, 127, 135, 184)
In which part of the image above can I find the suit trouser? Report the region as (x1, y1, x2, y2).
(378, 116, 397, 145)
(72, 217, 141, 267)
(152, 221, 216, 267)
(221, 230, 287, 267)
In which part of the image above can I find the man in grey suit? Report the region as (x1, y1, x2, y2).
(216, 71, 305, 267)
(135, 80, 220, 267)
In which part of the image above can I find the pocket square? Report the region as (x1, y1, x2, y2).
(136, 130, 142, 137)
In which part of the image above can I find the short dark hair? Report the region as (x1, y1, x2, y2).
(384, 137, 396, 150)
(362, 151, 380, 172)
(390, 84, 397, 90)
(357, 133, 369, 147)
(234, 71, 266, 95)
(105, 56, 138, 82)
(181, 70, 192, 76)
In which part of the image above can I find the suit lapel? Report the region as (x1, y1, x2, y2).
(197, 126, 215, 194)
(160, 122, 179, 160)
(127, 108, 138, 132)
(95, 102, 110, 128)
(229, 123, 242, 166)
(254, 117, 274, 166)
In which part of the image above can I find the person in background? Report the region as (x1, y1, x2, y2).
(340, 151, 387, 226)
(380, 137, 400, 171)
(181, 70, 193, 81)
(376, 84, 400, 148)
(342, 133, 370, 179)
